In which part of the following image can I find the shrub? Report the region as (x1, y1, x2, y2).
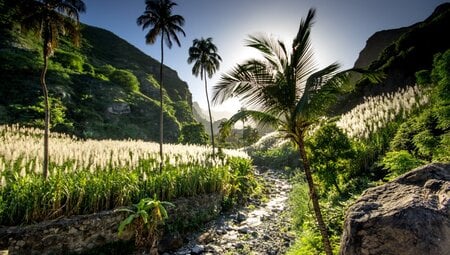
(179, 123, 209, 145)
(0, 48, 41, 71)
(250, 141, 300, 171)
(54, 50, 84, 72)
(308, 123, 355, 194)
(110, 69, 140, 92)
(82, 63, 95, 75)
(96, 64, 116, 76)
(381, 150, 425, 180)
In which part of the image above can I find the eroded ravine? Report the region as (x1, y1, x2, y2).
(165, 168, 295, 255)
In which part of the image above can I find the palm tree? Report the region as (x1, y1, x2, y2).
(187, 37, 222, 158)
(20, 0, 86, 179)
(137, 0, 185, 170)
(213, 9, 380, 255)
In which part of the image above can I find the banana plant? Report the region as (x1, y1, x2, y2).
(117, 196, 174, 251)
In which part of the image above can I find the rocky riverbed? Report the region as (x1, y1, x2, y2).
(163, 168, 295, 255)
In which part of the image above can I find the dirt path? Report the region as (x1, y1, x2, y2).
(164, 168, 295, 255)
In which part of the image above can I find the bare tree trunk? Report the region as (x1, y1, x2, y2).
(298, 137, 333, 255)
(159, 34, 164, 173)
(204, 72, 215, 158)
(40, 55, 49, 179)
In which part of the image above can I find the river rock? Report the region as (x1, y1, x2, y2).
(340, 163, 450, 255)
(197, 231, 213, 244)
(158, 232, 183, 252)
(236, 212, 247, 223)
(191, 244, 204, 254)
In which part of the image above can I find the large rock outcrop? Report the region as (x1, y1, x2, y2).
(353, 27, 409, 69)
(340, 163, 450, 255)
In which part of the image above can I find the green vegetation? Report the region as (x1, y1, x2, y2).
(386, 49, 450, 167)
(109, 69, 140, 93)
(0, 0, 448, 254)
(308, 124, 355, 195)
(0, 0, 195, 143)
(283, 49, 450, 254)
(118, 197, 174, 251)
(249, 139, 300, 172)
(178, 122, 209, 145)
(0, 125, 254, 226)
(333, 3, 450, 114)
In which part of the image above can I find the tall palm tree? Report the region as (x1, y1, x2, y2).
(137, 0, 185, 171)
(20, 0, 86, 179)
(187, 37, 222, 158)
(213, 9, 380, 255)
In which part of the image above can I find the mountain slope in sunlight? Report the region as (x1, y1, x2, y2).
(0, 2, 196, 141)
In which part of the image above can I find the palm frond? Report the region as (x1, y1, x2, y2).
(213, 59, 274, 108)
(188, 37, 222, 79)
(226, 110, 280, 130)
(138, 0, 185, 47)
(294, 63, 342, 119)
(145, 27, 160, 44)
(20, 0, 85, 57)
(347, 68, 386, 84)
(245, 34, 288, 71)
(292, 9, 317, 90)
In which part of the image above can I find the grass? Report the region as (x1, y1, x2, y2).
(337, 85, 429, 139)
(0, 124, 252, 226)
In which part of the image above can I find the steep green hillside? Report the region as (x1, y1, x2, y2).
(333, 3, 450, 114)
(0, 0, 195, 142)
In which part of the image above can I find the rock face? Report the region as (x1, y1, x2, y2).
(353, 27, 409, 69)
(340, 163, 450, 255)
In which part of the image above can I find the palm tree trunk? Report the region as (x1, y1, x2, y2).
(204, 72, 215, 158)
(40, 55, 50, 179)
(297, 138, 333, 255)
(159, 34, 164, 173)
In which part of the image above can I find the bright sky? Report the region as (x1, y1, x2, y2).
(82, 0, 447, 118)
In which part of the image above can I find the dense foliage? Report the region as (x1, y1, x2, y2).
(178, 122, 209, 145)
(285, 49, 450, 254)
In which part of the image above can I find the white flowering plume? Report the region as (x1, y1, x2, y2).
(0, 124, 249, 176)
(337, 85, 429, 139)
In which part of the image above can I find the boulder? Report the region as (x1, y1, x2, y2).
(340, 163, 450, 255)
(107, 102, 131, 115)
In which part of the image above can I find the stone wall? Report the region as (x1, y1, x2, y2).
(0, 194, 223, 255)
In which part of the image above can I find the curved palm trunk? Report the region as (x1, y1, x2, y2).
(297, 137, 333, 255)
(159, 34, 164, 172)
(203, 72, 215, 158)
(40, 54, 50, 180)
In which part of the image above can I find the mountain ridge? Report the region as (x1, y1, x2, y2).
(333, 2, 450, 115)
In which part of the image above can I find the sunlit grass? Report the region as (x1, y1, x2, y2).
(0, 125, 251, 225)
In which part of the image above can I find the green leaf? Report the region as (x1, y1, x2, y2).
(118, 214, 137, 236)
